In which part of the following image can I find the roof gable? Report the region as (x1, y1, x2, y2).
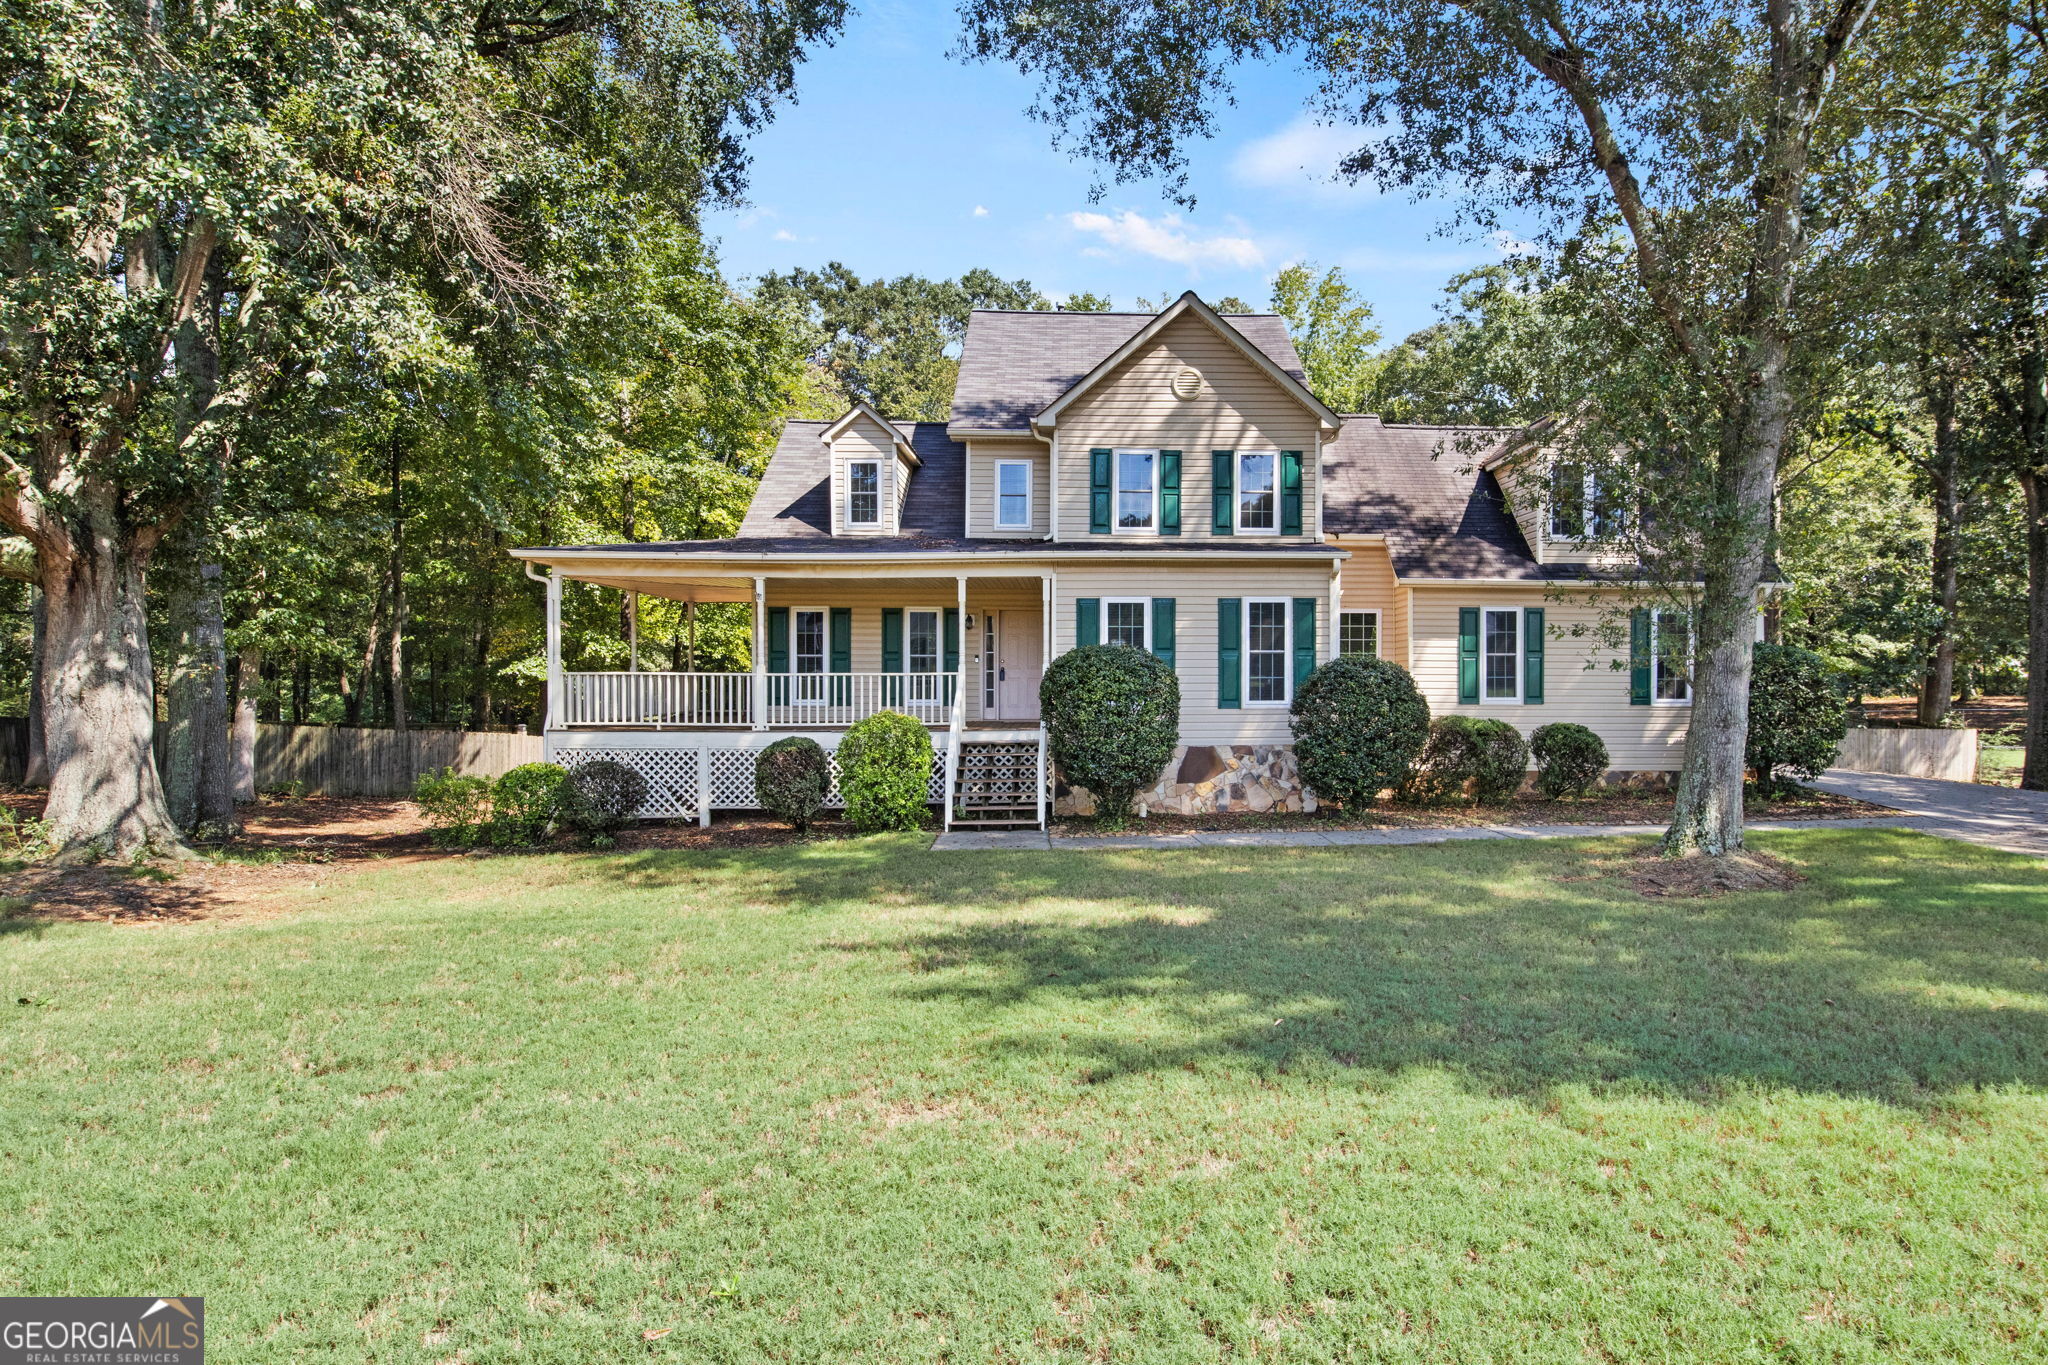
(822, 400, 920, 463)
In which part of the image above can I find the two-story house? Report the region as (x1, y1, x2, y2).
(512, 292, 1702, 830)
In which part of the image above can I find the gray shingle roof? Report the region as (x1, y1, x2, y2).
(1321, 417, 1557, 579)
(740, 420, 965, 539)
(949, 310, 1308, 430)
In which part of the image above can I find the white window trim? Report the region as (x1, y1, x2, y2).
(994, 458, 1033, 529)
(846, 458, 883, 528)
(1339, 608, 1380, 658)
(1548, 466, 1622, 542)
(1479, 604, 1523, 705)
(902, 605, 944, 673)
(1101, 596, 1151, 652)
(1650, 607, 1693, 707)
(1111, 447, 1159, 536)
(791, 606, 829, 703)
(1243, 595, 1293, 708)
(1234, 449, 1280, 534)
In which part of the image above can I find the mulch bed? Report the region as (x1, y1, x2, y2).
(1626, 848, 1807, 898)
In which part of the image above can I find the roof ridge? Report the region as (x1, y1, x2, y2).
(967, 308, 1280, 317)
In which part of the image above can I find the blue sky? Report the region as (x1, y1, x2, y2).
(705, 1, 1511, 341)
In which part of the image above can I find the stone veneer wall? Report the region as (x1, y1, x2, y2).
(1054, 744, 1313, 817)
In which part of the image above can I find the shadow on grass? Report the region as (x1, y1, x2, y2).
(592, 828, 2048, 1105)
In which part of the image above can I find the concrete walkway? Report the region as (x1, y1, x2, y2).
(934, 814, 1926, 852)
(1811, 768, 2048, 857)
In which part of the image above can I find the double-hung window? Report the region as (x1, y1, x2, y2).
(1549, 463, 1621, 540)
(1339, 610, 1380, 658)
(847, 460, 881, 528)
(1104, 598, 1150, 651)
(1245, 598, 1290, 705)
(905, 607, 941, 706)
(1115, 449, 1156, 532)
(1481, 607, 1522, 703)
(994, 460, 1032, 529)
(792, 609, 827, 703)
(1236, 451, 1277, 532)
(1651, 608, 1692, 705)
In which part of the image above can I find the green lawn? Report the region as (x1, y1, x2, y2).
(5, 831, 2047, 1362)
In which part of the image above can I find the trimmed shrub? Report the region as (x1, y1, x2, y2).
(1530, 723, 1608, 799)
(1408, 715, 1530, 805)
(1289, 655, 1431, 809)
(490, 762, 568, 846)
(756, 736, 830, 832)
(563, 759, 648, 845)
(1747, 643, 1847, 795)
(414, 769, 492, 848)
(836, 711, 934, 832)
(1039, 644, 1180, 826)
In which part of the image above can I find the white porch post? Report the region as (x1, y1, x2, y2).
(751, 576, 767, 730)
(1329, 562, 1342, 662)
(544, 569, 564, 731)
(1038, 571, 1053, 829)
(943, 574, 967, 831)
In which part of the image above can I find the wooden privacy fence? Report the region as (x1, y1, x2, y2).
(256, 726, 544, 796)
(1835, 727, 1979, 783)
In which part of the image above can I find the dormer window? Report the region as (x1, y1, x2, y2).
(1116, 449, 1156, 532)
(847, 460, 881, 527)
(1236, 451, 1277, 532)
(1549, 463, 1621, 540)
(995, 460, 1031, 528)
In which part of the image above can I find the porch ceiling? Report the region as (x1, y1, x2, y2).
(544, 564, 1049, 603)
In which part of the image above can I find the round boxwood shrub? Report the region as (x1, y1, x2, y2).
(1289, 655, 1431, 810)
(563, 759, 648, 844)
(1530, 722, 1608, 799)
(756, 736, 830, 832)
(835, 710, 934, 832)
(1039, 644, 1180, 825)
(1747, 642, 1847, 795)
(1408, 715, 1530, 805)
(414, 768, 492, 848)
(490, 762, 568, 846)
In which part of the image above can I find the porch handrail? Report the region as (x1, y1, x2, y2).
(561, 671, 752, 727)
(558, 670, 958, 728)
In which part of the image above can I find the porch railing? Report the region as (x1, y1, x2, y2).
(558, 671, 957, 728)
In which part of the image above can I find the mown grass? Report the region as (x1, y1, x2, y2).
(4, 830, 2047, 1362)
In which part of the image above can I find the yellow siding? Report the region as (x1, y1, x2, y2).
(1406, 586, 1689, 771)
(829, 415, 901, 536)
(1055, 312, 1322, 542)
(965, 439, 1051, 538)
(1052, 562, 1331, 745)
(1334, 541, 1405, 663)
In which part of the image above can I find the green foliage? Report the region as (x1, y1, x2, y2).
(490, 763, 569, 847)
(756, 737, 831, 833)
(414, 770, 495, 849)
(1530, 723, 1610, 799)
(563, 761, 649, 840)
(1747, 644, 1849, 795)
(1408, 716, 1530, 805)
(1040, 645, 1181, 825)
(1269, 263, 1382, 413)
(1289, 655, 1431, 809)
(834, 712, 935, 833)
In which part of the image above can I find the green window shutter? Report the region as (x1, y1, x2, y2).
(1292, 597, 1317, 691)
(767, 607, 790, 673)
(1218, 598, 1242, 709)
(1090, 448, 1112, 534)
(1075, 597, 1100, 647)
(828, 608, 852, 672)
(1211, 451, 1234, 535)
(1630, 608, 1652, 705)
(1523, 607, 1545, 704)
(1151, 598, 1176, 667)
(1458, 606, 1480, 705)
(944, 608, 960, 674)
(1159, 450, 1181, 535)
(1280, 450, 1304, 535)
(881, 607, 903, 672)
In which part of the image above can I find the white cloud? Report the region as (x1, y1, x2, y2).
(771, 228, 798, 242)
(1065, 209, 1266, 271)
(972, 205, 990, 217)
(1231, 117, 1379, 201)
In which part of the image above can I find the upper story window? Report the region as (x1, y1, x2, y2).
(1116, 449, 1156, 532)
(1549, 463, 1621, 540)
(995, 460, 1031, 528)
(1237, 451, 1277, 532)
(847, 460, 881, 527)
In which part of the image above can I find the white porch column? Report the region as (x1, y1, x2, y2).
(544, 569, 563, 730)
(1328, 562, 1342, 662)
(751, 576, 767, 730)
(1043, 571, 1056, 666)
(955, 575, 969, 724)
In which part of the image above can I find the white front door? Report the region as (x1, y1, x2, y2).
(995, 611, 1043, 720)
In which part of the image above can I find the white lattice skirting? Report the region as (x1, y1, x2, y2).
(551, 733, 948, 822)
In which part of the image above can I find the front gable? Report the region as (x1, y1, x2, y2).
(823, 404, 918, 537)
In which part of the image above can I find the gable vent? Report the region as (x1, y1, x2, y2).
(1170, 367, 1202, 401)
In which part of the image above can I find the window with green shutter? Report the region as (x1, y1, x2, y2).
(1217, 598, 1242, 708)
(829, 607, 852, 705)
(1211, 451, 1234, 535)
(1075, 597, 1100, 647)
(1291, 597, 1317, 690)
(1159, 451, 1181, 535)
(1151, 598, 1176, 667)
(1458, 607, 1480, 704)
(1089, 448, 1112, 534)
(767, 607, 790, 673)
(1523, 607, 1545, 704)
(1629, 608, 1652, 705)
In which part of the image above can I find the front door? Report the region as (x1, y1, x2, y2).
(994, 611, 1043, 720)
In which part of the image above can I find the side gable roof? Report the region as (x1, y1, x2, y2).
(1321, 416, 1554, 580)
(949, 302, 1312, 433)
(821, 399, 922, 463)
(741, 420, 963, 539)
(1031, 292, 1341, 435)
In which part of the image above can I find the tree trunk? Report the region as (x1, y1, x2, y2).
(1918, 392, 1961, 727)
(38, 520, 188, 858)
(162, 552, 233, 832)
(347, 587, 383, 728)
(387, 436, 408, 734)
(24, 587, 48, 787)
(2020, 464, 2048, 789)
(232, 644, 259, 802)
